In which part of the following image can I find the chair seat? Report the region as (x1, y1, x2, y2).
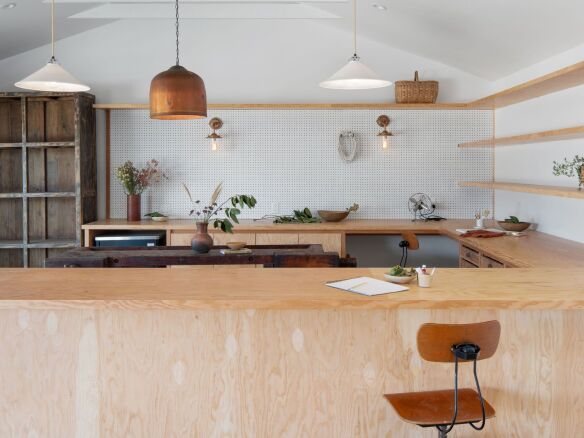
(385, 388, 495, 426)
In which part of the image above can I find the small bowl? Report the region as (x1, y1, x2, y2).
(497, 221, 531, 232)
(383, 273, 417, 284)
(226, 241, 247, 250)
(151, 216, 168, 222)
(318, 210, 350, 222)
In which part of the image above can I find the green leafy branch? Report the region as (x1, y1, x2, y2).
(183, 183, 257, 233)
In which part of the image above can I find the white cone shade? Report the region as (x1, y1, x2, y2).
(15, 60, 90, 92)
(320, 58, 391, 90)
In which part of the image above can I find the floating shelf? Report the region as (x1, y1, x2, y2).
(459, 125, 584, 148)
(93, 102, 472, 110)
(468, 61, 584, 109)
(459, 181, 584, 199)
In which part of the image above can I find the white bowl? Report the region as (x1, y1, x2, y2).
(151, 216, 168, 222)
(383, 273, 417, 284)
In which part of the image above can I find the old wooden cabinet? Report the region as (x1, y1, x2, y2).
(0, 92, 96, 267)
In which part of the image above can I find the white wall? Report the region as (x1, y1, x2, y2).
(493, 44, 584, 243)
(0, 19, 490, 103)
(0, 19, 492, 219)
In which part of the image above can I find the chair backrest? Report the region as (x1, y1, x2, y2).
(400, 232, 420, 250)
(417, 320, 501, 363)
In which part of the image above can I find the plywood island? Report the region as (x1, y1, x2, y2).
(1, 267, 583, 437)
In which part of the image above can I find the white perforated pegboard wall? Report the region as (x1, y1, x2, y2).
(110, 109, 493, 219)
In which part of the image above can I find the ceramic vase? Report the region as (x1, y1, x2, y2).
(127, 194, 141, 222)
(191, 222, 214, 253)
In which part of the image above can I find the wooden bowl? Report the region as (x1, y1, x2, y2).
(497, 221, 531, 232)
(317, 210, 350, 222)
(383, 273, 417, 284)
(151, 216, 168, 222)
(226, 241, 247, 250)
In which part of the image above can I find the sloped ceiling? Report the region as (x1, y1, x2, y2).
(2, 0, 584, 80)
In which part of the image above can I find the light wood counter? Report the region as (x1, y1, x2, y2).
(1, 267, 583, 436)
(1, 267, 583, 310)
(83, 219, 584, 268)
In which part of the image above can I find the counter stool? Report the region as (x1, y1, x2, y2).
(385, 320, 501, 437)
(398, 232, 419, 266)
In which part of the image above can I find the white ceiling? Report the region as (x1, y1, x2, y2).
(2, 0, 584, 80)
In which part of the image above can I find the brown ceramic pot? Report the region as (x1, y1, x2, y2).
(579, 166, 584, 191)
(191, 222, 214, 254)
(127, 194, 141, 221)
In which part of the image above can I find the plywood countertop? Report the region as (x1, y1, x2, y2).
(83, 219, 584, 268)
(1, 267, 583, 310)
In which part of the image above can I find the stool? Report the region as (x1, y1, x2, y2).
(398, 232, 419, 266)
(385, 320, 501, 437)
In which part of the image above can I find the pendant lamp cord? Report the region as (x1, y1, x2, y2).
(175, 0, 180, 66)
(50, 0, 55, 62)
(352, 0, 357, 57)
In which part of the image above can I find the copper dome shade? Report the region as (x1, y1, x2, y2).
(149, 65, 207, 120)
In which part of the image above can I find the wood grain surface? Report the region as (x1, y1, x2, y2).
(0, 307, 582, 437)
(84, 219, 584, 268)
(1, 267, 584, 310)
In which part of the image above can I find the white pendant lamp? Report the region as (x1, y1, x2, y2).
(15, 0, 89, 92)
(320, 0, 390, 90)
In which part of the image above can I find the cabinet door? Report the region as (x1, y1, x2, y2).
(298, 233, 343, 255)
(256, 233, 299, 245)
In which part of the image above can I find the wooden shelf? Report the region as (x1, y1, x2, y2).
(0, 240, 24, 249)
(459, 181, 584, 199)
(0, 143, 22, 149)
(93, 102, 471, 110)
(459, 125, 584, 148)
(0, 192, 76, 199)
(26, 141, 75, 148)
(27, 239, 77, 249)
(469, 61, 584, 109)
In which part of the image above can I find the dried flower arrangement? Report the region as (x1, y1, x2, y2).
(182, 182, 257, 233)
(115, 160, 166, 195)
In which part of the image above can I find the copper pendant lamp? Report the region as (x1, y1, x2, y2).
(150, 0, 207, 119)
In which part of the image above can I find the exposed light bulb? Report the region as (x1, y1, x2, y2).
(382, 136, 389, 149)
(211, 138, 218, 151)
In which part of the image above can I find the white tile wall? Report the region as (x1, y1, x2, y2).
(110, 109, 493, 219)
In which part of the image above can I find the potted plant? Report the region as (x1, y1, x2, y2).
(182, 182, 257, 253)
(115, 160, 166, 221)
(553, 155, 584, 190)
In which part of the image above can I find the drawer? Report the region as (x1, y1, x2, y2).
(298, 233, 343, 255)
(480, 254, 505, 269)
(460, 244, 479, 265)
(460, 258, 479, 268)
(256, 233, 299, 245)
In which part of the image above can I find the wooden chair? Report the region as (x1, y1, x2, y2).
(398, 232, 419, 266)
(385, 320, 501, 437)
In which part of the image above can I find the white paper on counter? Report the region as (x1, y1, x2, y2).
(326, 276, 408, 296)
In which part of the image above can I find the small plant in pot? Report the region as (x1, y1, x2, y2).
(182, 182, 257, 253)
(553, 155, 584, 190)
(115, 160, 166, 221)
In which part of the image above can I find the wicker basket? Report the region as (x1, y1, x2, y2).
(394, 71, 439, 104)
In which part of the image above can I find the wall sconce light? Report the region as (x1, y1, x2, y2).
(376, 115, 393, 149)
(207, 117, 223, 151)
